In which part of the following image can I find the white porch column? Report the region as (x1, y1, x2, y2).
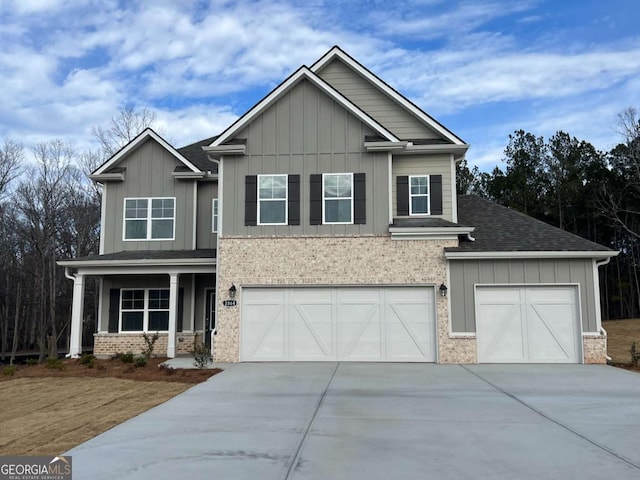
(69, 273, 85, 358)
(167, 272, 179, 358)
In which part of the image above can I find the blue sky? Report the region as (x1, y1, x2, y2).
(1, 0, 638, 170)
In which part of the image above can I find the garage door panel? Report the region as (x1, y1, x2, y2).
(385, 290, 436, 361)
(476, 286, 581, 364)
(242, 303, 286, 360)
(527, 304, 579, 363)
(241, 287, 435, 362)
(477, 304, 526, 362)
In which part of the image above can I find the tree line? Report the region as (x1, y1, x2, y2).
(0, 108, 154, 363)
(457, 107, 640, 321)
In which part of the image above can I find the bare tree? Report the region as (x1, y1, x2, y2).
(0, 139, 24, 199)
(92, 106, 155, 159)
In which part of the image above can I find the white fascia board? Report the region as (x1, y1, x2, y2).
(89, 172, 124, 182)
(364, 141, 409, 151)
(396, 144, 470, 159)
(60, 264, 216, 277)
(57, 257, 216, 268)
(311, 47, 466, 145)
(202, 144, 246, 157)
(390, 226, 475, 235)
(93, 128, 201, 175)
(391, 233, 463, 241)
(211, 66, 399, 148)
(445, 250, 620, 260)
(172, 171, 207, 180)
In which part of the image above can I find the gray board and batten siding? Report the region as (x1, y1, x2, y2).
(315, 58, 440, 141)
(196, 181, 218, 249)
(221, 79, 390, 237)
(449, 258, 598, 333)
(102, 139, 196, 253)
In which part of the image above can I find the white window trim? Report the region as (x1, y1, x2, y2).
(257, 174, 288, 226)
(119, 288, 170, 333)
(409, 175, 430, 216)
(323, 173, 354, 224)
(123, 197, 176, 241)
(212, 198, 219, 233)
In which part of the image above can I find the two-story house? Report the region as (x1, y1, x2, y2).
(59, 46, 617, 364)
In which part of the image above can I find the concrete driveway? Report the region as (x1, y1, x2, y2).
(67, 363, 640, 479)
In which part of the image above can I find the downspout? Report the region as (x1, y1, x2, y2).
(596, 257, 612, 362)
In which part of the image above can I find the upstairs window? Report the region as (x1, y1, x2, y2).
(124, 197, 175, 240)
(323, 173, 353, 224)
(258, 174, 287, 225)
(409, 175, 430, 215)
(212, 198, 219, 233)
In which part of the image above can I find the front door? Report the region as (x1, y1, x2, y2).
(205, 289, 216, 349)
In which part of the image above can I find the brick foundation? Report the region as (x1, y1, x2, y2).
(93, 332, 202, 358)
(214, 235, 476, 364)
(583, 334, 607, 364)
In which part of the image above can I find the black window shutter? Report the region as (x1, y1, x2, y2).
(353, 173, 366, 224)
(288, 175, 300, 225)
(108, 289, 120, 333)
(397, 176, 409, 216)
(245, 175, 257, 226)
(310, 174, 322, 225)
(430, 175, 443, 215)
(177, 288, 184, 333)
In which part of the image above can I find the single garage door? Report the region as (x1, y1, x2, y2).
(241, 287, 436, 362)
(476, 286, 582, 363)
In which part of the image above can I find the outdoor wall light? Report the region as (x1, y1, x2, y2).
(229, 284, 237, 298)
(439, 283, 448, 297)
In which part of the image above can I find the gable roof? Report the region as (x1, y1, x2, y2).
(209, 65, 400, 148)
(446, 195, 616, 256)
(311, 46, 466, 146)
(93, 128, 202, 175)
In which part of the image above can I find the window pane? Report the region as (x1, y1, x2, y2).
(259, 175, 286, 200)
(122, 312, 143, 331)
(325, 198, 352, 223)
(125, 219, 147, 239)
(151, 198, 174, 218)
(125, 199, 147, 219)
(212, 199, 218, 233)
(149, 311, 169, 331)
(149, 290, 169, 309)
(412, 196, 428, 214)
(336, 175, 352, 196)
(324, 174, 351, 198)
(260, 200, 286, 223)
(410, 177, 428, 195)
(151, 219, 173, 239)
(122, 290, 144, 310)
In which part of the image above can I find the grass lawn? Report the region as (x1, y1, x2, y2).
(603, 318, 640, 364)
(0, 357, 220, 456)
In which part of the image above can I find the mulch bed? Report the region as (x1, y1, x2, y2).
(0, 357, 221, 384)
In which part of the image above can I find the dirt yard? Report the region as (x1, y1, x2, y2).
(603, 318, 640, 366)
(0, 357, 221, 455)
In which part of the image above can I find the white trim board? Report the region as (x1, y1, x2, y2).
(445, 250, 619, 260)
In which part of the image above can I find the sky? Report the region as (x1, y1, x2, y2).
(1, 0, 639, 170)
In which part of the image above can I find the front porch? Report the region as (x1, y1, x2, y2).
(58, 250, 217, 358)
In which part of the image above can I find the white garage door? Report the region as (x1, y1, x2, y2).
(241, 287, 436, 362)
(476, 286, 582, 363)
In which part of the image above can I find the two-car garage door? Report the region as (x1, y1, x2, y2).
(241, 287, 436, 362)
(475, 286, 582, 363)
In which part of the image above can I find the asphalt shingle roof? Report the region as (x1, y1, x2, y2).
(177, 136, 218, 173)
(449, 195, 613, 253)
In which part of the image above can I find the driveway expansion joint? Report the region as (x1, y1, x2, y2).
(282, 362, 340, 480)
(460, 365, 640, 472)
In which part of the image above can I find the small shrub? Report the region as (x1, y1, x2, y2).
(117, 352, 134, 364)
(142, 332, 160, 359)
(45, 357, 65, 371)
(134, 356, 147, 368)
(26, 358, 38, 366)
(79, 354, 96, 368)
(631, 342, 640, 365)
(2, 365, 16, 376)
(96, 364, 107, 371)
(190, 343, 211, 369)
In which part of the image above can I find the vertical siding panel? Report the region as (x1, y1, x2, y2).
(277, 94, 290, 154)
(290, 83, 305, 153)
(304, 83, 318, 153)
(263, 108, 277, 154)
(318, 92, 333, 154)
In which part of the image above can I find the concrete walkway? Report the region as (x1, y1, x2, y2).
(67, 363, 640, 479)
